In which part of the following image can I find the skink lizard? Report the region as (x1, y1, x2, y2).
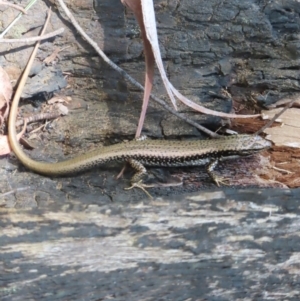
(8, 19, 272, 189)
(9, 113, 271, 187)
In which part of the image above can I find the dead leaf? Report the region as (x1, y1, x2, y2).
(48, 96, 69, 105)
(19, 137, 35, 150)
(140, 0, 258, 118)
(262, 108, 300, 148)
(0, 131, 24, 156)
(122, 0, 259, 138)
(141, 0, 177, 108)
(55, 103, 69, 115)
(0, 66, 12, 111)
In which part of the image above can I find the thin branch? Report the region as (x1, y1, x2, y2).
(56, 0, 219, 137)
(0, 28, 64, 44)
(0, 0, 27, 14)
(15, 112, 62, 127)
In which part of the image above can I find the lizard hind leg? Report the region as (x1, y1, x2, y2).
(207, 158, 230, 186)
(116, 136, 148, 179)
(124, 158, 153, 198)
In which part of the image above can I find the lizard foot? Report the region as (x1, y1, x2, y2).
(125, 180, 153, 199)
(213, 175, 230, 187)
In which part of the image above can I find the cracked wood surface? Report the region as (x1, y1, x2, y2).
(1, 188, 300, 300)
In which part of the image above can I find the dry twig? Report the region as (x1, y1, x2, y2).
(0, 28, 64, 44)
(15, 112, 62, 128)
(0, 0, 27, 14)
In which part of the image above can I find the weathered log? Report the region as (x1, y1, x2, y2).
(1, 188, 300, 300)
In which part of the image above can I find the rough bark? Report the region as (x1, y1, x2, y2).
(0, 0, 299, 196)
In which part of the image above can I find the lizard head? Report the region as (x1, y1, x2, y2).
(249, 135, 272, 149)
(237, 135, 272, 156)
